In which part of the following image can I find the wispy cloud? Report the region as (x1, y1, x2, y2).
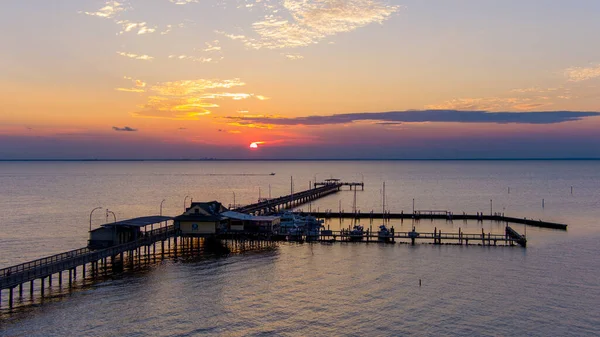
(83, 1, 125, 19)
(116, 76, 147, 93)
(113, 126, 138, 132)
(169, 0, 198, 4)
(117, 51, 154, 60)
(220, 0, 399, 49)
(132, 78, 268, 119)
(283, 53, 304, 60)
(565, 64, 600, 82)
(116, 20, 157, 35)
(168, 54, 221, 63)
(227, 110, 600, 127)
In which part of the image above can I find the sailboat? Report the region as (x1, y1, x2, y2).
(377, 182, 393, 243)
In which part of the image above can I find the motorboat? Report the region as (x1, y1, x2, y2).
(378, 224, 393, 243)
(348, 224, 364, 241)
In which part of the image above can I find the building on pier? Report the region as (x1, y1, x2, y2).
(221, 211, 280, 233)
(175, 201, 229, 236)
(88, 216, 173, 249)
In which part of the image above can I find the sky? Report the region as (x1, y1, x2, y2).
(1, 0, 600, 159)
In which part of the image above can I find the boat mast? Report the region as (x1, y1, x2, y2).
(383, 181, 386, 221)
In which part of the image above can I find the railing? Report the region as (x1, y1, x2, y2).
(1, 225, 177, 289)
(235, 183, 342, 213)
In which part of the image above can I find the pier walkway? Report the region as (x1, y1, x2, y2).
(307, 211, 567, 230)
(311, 225, 526, 247)
(0, 221, 176, 307)
(234, 181, 346, 215)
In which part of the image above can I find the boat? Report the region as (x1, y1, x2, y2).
(348, 224, 364, 241)
(269, 172, 276, 175)
(287, 225, 304, 242)
(279, 211, 303, 233)
(378, 224, 393, 243)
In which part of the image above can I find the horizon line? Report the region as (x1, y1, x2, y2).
(1, 158, 600, 162)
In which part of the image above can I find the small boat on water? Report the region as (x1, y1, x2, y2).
(348, 224, 364, 241)
(288, 226, 304, 242)
(378, 224, 393, 243)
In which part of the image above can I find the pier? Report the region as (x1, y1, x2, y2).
(234, 180, 346, 215)
(307, 225, 526, 247)
(306, 211, 568, 230)
(1, 179, 568, 311)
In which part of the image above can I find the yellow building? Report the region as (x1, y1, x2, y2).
(175, 201, 229, 236)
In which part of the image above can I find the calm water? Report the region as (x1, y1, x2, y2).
(1, 161, 599, 336)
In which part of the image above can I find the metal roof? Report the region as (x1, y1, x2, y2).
(102, 216, 174, 228)
(221, 211, 279, 222)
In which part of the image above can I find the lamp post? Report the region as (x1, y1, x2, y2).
(183, 195, 190, 211)
(106, 209, 116, 223)
(233, 191, 236, 208)
(160, 199, 166, 216)
(89, 207, 103, 232)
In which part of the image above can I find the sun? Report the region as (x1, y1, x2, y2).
(249, 141, 265, 149)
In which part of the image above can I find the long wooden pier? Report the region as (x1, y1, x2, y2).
(234, 181, 347, 215)
(307, 211, 568, 230)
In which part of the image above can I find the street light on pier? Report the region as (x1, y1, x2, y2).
(160, 199, 166, 216)
(183, 195, 190, 211)
(233, 191, 236, 208)
(89, 207, 103, 232)
(106, 209, 116, 223)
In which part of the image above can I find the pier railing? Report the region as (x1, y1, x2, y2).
(1, 225, 176, 290)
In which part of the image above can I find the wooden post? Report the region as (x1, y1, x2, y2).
(41, 278, 45, 297)
(59, 271, 62, 286)
(69, 269, 72, 287)
(19, 283, 23, 297)
(9, 287, 14, 308)
(30, 280, 34, 297)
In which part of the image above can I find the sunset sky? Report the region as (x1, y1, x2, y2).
(1, 0, 600, 159)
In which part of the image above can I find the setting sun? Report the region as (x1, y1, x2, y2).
(250, 143, 258, 148)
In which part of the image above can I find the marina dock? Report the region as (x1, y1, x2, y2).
(307, 211, 568, 230)
(0, 179, 567, 310)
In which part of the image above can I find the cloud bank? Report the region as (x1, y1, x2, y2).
(228, 110, 600, 126)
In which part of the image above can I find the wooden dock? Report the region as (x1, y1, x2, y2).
(0, 223, 176, 309)
(234, 180, 355, 214)
(1, 179, 563, 311)
(306, 211, 567, 230)
(307, 225, 526, 247)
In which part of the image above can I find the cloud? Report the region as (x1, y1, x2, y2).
(112, 126, 138, 132)
(132, 78, 268, 119)
(116, 20, 157, 35)
(283, 53, 304, 60)
(116, 77, 147, 93)
(169, 0, 198, 4)
(203, 40, 221, 52)
(220, 0, 399, 49)
(117, 51, 154, 60)
(83, 1, 125, 19)
(565, 64, 600, 82)
(116, 88, 145, 93)
(168, 54, 221, 63)
(227, 110, 600, 126)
